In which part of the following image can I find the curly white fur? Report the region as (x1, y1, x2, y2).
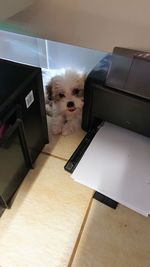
(46, 69, 85, 136)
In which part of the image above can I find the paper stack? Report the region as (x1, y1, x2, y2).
(72, 122, 150, 216)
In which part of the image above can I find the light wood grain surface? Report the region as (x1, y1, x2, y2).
(72, 200, 150, 267)
(0, 154, 93, 267)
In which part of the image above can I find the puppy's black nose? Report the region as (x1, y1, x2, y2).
(67, 101, 74, 108)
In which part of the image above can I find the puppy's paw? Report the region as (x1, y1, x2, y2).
(62, 123, 75, 136)
(45, 103, 53, 117)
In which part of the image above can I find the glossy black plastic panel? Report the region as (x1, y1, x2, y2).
(82, 48, 150, 137)
(0, 59, 48, 208)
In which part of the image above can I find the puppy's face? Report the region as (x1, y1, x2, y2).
(47, 70, 85, 114)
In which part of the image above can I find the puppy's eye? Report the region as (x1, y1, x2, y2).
(59, 93, 65, 98)
(73, 88, 80, 95)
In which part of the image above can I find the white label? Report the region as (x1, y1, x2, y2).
(25, 90, 34, 108)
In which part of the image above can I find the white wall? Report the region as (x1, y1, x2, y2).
(0, 0, 35, 20)
(4, 0, 150, 53)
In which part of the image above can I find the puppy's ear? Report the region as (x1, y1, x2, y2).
(46, 81, 53, 101)
(78, 72, 86, 89)
(81, 73, 86, 82)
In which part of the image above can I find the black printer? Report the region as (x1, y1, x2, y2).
(65, 47, 150, 177)
(82, 47, 150, 137)
(65, 47, 150, 208)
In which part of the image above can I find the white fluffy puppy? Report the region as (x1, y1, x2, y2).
(46, 69, 85, 135)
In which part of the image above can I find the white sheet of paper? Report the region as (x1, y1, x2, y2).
(72, 122, 150, 216)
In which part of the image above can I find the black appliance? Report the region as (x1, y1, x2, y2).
(65, 47, 150, 176)
(65, 47, 150, 208)
(82, 47, 150, 137)
(0, 59, 48, 209)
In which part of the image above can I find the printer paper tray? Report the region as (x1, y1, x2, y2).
(65, 122, 150, 216)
